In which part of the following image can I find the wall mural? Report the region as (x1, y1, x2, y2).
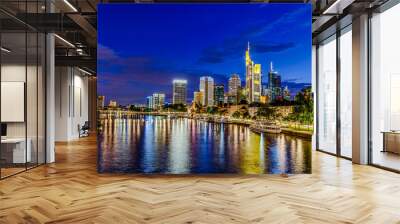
(97, 3, 313, 174)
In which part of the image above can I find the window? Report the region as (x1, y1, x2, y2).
(370, 3, 400, 171)
(317, 35, 337, 154)
(339, 26, 352, 158)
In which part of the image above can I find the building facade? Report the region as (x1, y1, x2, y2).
(228, 74, 241, 95)
(283, 86, 291, 101)
(245, 43, 262, 103)
(109, 100, 117, 107)
(193, 91, 203, 106)
(199, 76, 214, 106)
(98, 96, 105, 108)
(268, 62, 282, 102)
(147, 96, 153, 109)
(152, 93, 165, 109)
(172, 79, 187, 105)
(214, 84, 225, 106)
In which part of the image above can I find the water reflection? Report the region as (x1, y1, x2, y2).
(98, 116, 311, 174)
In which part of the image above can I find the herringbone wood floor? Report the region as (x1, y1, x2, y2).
(1, 136, 400, 224)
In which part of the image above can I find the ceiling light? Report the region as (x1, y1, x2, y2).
(54, 34, 75, 48)
(322, 0, 354, 15)
(78, 67, 93, 76)
(63, 0, 78, 12)
(1, 47, 11, 53)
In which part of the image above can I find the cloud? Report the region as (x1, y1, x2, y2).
(197, 6, 308, 64)
(98, 44, 118, 60)
(98, 47, 227, 105)
(253, 43, 296, 53)
(198, 41, 296, 64)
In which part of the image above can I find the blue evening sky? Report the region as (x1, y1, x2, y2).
(98, 3, 312, 105)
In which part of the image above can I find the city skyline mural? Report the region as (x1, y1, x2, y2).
(98, 3, 313, 174)
(98, 4, 311, 106)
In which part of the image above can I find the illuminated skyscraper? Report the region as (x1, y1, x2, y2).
(283, 86, 291, 101)
(214, 84, 225, 106)
(268, 62, 282, 102)
(228, 74, 241, 95)
(193, 91, 203, 106)
(109, 100, 117, 107)
(152, 93, 165, 109)
(172, 79, 187, 105)
(146, 96, 153, 109)
(245, 42, 261, 103)
(200, 76, 214, 106)
(97, 96, 105, 108)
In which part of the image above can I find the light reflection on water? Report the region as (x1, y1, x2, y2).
(97, 116, 311, 174)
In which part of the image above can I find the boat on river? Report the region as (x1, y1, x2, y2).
(250, 121, 281, 134)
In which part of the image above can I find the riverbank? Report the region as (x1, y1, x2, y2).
(98, 111, 313, 140)
(189, 114, 312, 140)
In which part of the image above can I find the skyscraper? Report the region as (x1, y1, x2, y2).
(268, 62, 282, 102)
(172, 79, 187, 105)
(97, 96, 105, 108)
(228, 74, 241, 104)
(214, 84, 225, 106)
(147, 96, 153, 109)
(109, 100, 117, 107)
(152, 93, 165, 109)
(199, 76, 214, 106)
(245, 42, 261, 103)
(283, 86, 291, 101)
(193, 91, 203, 106)
(228, 74, 241, 95)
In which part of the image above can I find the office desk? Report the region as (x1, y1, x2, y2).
(382, 131, 400, 154)
(1, 138, 31, 163)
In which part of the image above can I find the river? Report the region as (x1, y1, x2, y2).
(97, 115, 311, 174)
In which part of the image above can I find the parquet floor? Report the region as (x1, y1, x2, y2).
(1, 135, 400, 224)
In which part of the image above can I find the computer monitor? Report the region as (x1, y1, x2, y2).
(1, 123, 7, 137)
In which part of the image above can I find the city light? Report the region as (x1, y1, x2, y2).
(173, 79, 187, 84)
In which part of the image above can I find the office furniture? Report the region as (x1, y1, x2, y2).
(79, 121, 90, 138)
(1, 138, 31, 164)
(382, 131, 400, 154)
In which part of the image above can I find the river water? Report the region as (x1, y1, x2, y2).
(98, 115, 311, 174)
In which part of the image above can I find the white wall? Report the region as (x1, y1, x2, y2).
(55, 67, 89, 141)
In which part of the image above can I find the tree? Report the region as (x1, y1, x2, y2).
(206, 106, 218, 114)
(256, 106, 276, 120)
(239, 99, 248, 105)
(232, 111, 241, 118)
(286, 87, 313, 125)
(164, 103, 187, 112)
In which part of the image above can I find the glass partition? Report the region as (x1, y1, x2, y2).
(0, 1, 46, 179)
(317, 35, 337, 154)
(1, 30, 28, 177)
